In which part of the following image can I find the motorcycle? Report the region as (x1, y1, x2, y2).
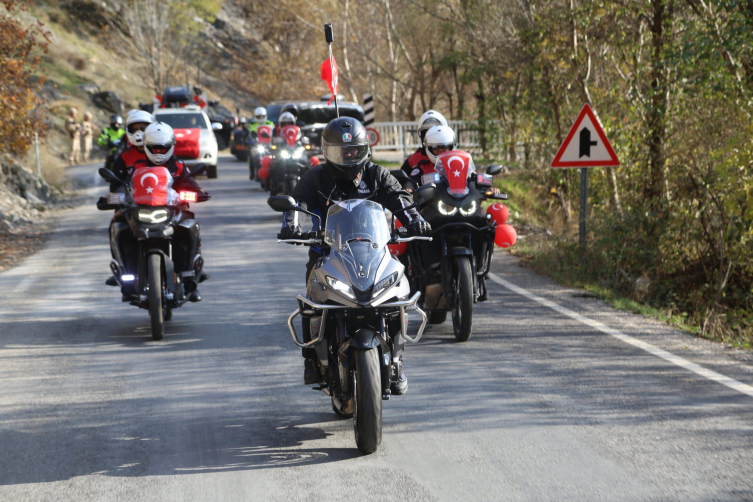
(250, 124, 273, 184)
(396, 151, 509, 342)
(268, 187, 435, 454)
(267, 125, 311, 196)
(96, 164, 210, 340)
(230, 124, 252, 161)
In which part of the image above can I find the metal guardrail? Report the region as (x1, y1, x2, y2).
(368, 121, 504, 156)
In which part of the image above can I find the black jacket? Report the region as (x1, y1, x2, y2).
(283, 161, 421, 231)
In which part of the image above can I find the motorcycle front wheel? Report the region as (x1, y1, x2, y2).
(451, 256, 474, 342)
(353, 348, 382, 454)
(148, 254, 165, 340)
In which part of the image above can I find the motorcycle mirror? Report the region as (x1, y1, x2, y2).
(268, 195, 297, 212)
(487, 164, 504, 176)
(211, 122, 223, 131)
(414, 182, 437, 203)
(99, 167, 122, 185)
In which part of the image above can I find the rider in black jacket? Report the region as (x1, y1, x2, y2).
(279, 117, 430, 393)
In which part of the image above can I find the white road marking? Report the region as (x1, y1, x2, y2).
(487, 272, 753, 399)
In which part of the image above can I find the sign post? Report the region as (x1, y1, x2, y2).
(551, 104, 619, 261)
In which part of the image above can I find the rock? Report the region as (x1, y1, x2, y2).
(38, 82, 65, 101)
(91, 91, 126, 114)
(635, 277, 650, 295)
(77, 83, 100, 95)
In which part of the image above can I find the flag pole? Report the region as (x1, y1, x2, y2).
(324, 24, 339, 118)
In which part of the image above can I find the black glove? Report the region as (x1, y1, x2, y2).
(409, 220, 431, 237)
(278, 225, 303, 241)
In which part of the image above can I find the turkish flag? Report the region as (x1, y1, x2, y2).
(132, 166, 171, 206)
(320, 55, 339, 105)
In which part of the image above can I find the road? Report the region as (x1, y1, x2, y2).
(1, 155, 753, 501)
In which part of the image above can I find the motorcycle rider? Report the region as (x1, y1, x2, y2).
(249, 107, 275, 137)
(249, 107, 276, 180)
(110, 110, 156, 190)
(400, 110, 448, 178)
(98, 114, 126, 156)
(278, 116, 431, 393)
(135, 122, 210, 301)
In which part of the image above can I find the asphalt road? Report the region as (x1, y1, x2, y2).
(1, 155, 753, 501)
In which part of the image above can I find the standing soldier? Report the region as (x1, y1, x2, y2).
(65, 107, 81, 165)
(81, 111, 94, 163)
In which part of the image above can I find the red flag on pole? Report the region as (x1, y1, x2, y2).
(320, 56, 339, 105)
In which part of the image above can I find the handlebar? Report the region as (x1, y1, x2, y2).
(393, 236, 433, 243)
(277, 239, 323, 245)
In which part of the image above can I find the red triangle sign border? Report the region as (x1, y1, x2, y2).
(551, 104, 620, 168)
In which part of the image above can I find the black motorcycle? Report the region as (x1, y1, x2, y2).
(97, 165, 210, 340)
(397, 153, 507, 342)
(268, 125, 311, 196)
(230, 125, 251, 161)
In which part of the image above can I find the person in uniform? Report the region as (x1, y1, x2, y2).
(81, 111, 94, 163)
(65, 107, 81, 165)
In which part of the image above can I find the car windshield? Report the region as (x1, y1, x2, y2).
(298, 106, 365, 125)
(324, 199, 390, 249)
(157, 113, 207, 129)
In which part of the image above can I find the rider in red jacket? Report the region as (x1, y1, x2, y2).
(400, 110, 448, 178)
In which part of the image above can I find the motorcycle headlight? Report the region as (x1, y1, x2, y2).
(325, 275, 355, 300)
(281, 150, 291, 159)
(293, 148, 304, 159)
(459, 200, 478, 216)
(437, 200, 458, 216)
(372, 272, 398, 299)
(255, 145, 265, 153)
(138, 209, 169, 223)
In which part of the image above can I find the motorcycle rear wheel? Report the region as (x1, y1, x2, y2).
(148, 254, 164, 341)
(451, 257, 474, 342)
(353, 348, 382, 454)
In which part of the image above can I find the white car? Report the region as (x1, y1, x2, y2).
(153, 105, 222, 178)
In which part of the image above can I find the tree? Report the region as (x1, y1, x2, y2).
(0, 0, 49, 155)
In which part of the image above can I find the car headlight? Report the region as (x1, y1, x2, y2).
(138, 209, 169, 223)
(255, 145, 265, 153)
(372, 272, 398, 299)
(437, 200, 458, 216)
(459, 200, 478, 216)
(281, 150, 291, 159)
(325, 275, 355, 299)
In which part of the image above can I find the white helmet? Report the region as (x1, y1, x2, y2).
(417, 110, 448, 144)
(143, 122, 175, 165)
(126, 110, 155, 147)
(279, 111, 296, 127)
(424, 125, 456, 165)
(254, 107, 267, 122)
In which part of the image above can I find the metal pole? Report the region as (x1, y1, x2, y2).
(579, 167, 588, 262)
(35, 131, 42, 179)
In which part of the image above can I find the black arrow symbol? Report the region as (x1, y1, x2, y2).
(579, 128, 598, 158)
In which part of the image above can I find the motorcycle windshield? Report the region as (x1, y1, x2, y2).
(325, 200, 391, 296)
(324, 200, 390, 249)
(435, 150, 475, 197)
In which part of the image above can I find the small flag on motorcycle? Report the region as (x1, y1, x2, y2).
(322, 23, 339, 116)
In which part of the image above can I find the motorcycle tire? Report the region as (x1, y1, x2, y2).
(207, 164, 218, 179)
(148, 254, 165, 341)
(428, 309, 448, 324)
(353, 348, 382, 454)
(451, 257, 474, 342)
(287, 178, 297, 195)
(164, 307, 173, 321)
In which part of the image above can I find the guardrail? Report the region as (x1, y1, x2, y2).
(368, 121, 504, 156)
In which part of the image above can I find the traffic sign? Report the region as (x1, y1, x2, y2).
(366, 127, 379, 147)
(551, 104, 619, 168)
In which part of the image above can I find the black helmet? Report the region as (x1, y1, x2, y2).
(321, 117, 370, 181)
(281, 103, 299, 118)
(110, 114, 123, 128)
